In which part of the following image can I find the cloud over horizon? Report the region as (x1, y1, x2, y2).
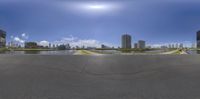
(52, 35, 113, 48)
(11, 33, 29, 44)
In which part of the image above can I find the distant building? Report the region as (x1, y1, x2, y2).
(65, 43, 71, 50)
(134, 43, 138, 49)
(86, 46, 96, 50)
(172, 44, 175, 48)
(57, 44, 66, 50)
(175, 43, 179, 48)
(0, 29, 6, 48)
(75, 46, 79, 49)
(81, 46, 85, 49)
(52, 44, 56, 49)
(138, 40, 145, 49)
(121, 34, 132, 49)
(146, 46, 151, 49)
(168, 44, 172, 49)
(101, 44, 110, 49)
(10, 41, 16, 48)
(179, 43, 183, 48)
(101, 44, 107, 49)
(25, 42, 38, 48)
(197, 31, 200, 48)
(161, 46, 168, 49)
(49, 43, 51, 48)
(192, 43, 196, 48)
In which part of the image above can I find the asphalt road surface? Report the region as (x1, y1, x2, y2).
(0, 55, 200, 99)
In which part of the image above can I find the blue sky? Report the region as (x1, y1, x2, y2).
(0, 0, 200, 47)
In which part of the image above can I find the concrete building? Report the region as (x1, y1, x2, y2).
(134, 43, 138, 49)
(168, 44, 172, 49)
(138, 40, 146, 49)
(197, 31, 200, 48)
(172, 44, 175, 49)
(121, 34, 132, 49)
(52, 44, 56, 49)
(0, 29, 6, 48)
(192, 43, 196, 48)
(49, 43, 51, 48)
(175, 43, 179, 48)
(179, 43, 184, 48)
(146, 46, 151, 49)
(65, 43, 71, 50)
(25, 42, 38, 48)
(161, 46, 168, 49)
(101, 44, 110, 49)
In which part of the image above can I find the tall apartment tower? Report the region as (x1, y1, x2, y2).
(138, 40, 146, 49)
(197, 31, 200, 48)
(121, 34, 132, 49)
(0, 29, 6, 48)
(134, 43, 138, 49)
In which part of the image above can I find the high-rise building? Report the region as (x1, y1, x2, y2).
(197, 31, 200, 48)
(52, 44, 56, 49)
(161, 46, 167, 49)
(49, 43, 51, 48)
(168, 44, 172, 49)
(101, 44, 110, 49)
(65, 43, 71, 50)
(134, 43, 138, 49)
(175, 43, 179, 48)
(172, 44, 175, 48)
(0, 29, 6, 48)
(121, 34, 132, 49)
(192, 43, 196, 48)
(179, 43, 183, 48)
(138, 40, 146, 49)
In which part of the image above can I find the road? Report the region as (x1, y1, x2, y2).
(0, 55, 200, 99)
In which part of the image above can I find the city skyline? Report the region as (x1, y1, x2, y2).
(1, 0, 200, 47)
(3, 32, 196, 49)
(1, 29, 198, 48)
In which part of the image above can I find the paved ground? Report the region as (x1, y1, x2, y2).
(0, 55, 200, 99)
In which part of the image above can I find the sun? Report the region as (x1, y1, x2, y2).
(88, 5, 106, 10)
(65, 2, 121, 14)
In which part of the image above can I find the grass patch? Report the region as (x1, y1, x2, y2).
(172, 49, 183, 54)
(118, 48, 148, 53)
(0, 47, 8, 52)
(80, 50, 91, 55)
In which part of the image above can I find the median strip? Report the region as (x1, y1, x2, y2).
(74, 50, 103, 55)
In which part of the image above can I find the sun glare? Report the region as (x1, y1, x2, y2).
(88, 5, 105, 9)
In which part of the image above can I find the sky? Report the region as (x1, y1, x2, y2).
(0, 0, 200, 47)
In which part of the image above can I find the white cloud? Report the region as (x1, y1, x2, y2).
(52, 35, 113, 48)
(21, 33, 29, 39)
(72, 39, 101, 47)
(62, 35, 78, 41)
(149, 41, 193, 48)
(10, 33, 29, 45)
(13, 37, 25, 43)
(21, 33, 25, 37)
(38, 40, 49, 47)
